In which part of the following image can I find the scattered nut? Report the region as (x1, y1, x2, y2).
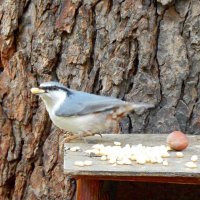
(156, 157, 163, 164)
(114, 141, 121, 146)
(123, 158, 132, 165)
(166, 146, 172, 151)
(136, 156, 146, 165)
(101, 155, 107, 161)
(161, 152, 170, 158)
(74, 161, 84, 167)
(191, 155, 198, 162)
(167, 131, 189, 151)
(116, 160, 124, 165)
(162, 160, 168, 166)
(84, 160, 93, 166)
(150, 157, 157, 164)
(185, 162, 197, 168)
(85, 149, 100, 156)
(108, 158, 116, 164)
(107, 155, 117, 160)
(92, 144, 104, 149)
(70, 146, 81, 152)
(82, 140, 196, 168)
(176, 152, 184, 158)
(130, 154, 136, 161)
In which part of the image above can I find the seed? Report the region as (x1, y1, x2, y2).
(84, 160, 93, 166)
(150, 157, 157, 164)
(70, 146, 81, 152)
(117, 160, 124, 165)
(166, 146, 172, 151)
(123, 158, 132, 165)
(125, 144, 131, 149)
(162, 160, 168, 166)
(129, 154, 136, 161)
(114, 141, 121, 146)
(92, 144, 104, 149)
(156, 157, 163, 164)
(161, 152, 170, 158)
(136, 156, 146, 165)
(185, 162, 197, 168)
(108, 158, 116, 164)
(176, 152, 184, 158)
(85, 149, 100, 156)
(191, 155, 198, 162)
(107, 154, 117, 160)
(74, 161, 84, 167)
(101, 155, 107, 161)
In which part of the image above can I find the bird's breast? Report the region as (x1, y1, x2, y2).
(49, 112, 113, 134)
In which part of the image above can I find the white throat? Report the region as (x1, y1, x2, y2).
(40, 90, 66, 115)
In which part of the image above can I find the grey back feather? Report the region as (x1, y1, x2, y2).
(55, 90, 126, 116)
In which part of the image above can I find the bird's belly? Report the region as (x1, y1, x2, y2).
(50, 113, 111, 134)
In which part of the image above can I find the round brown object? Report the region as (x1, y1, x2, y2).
(167, 131, 189, 151)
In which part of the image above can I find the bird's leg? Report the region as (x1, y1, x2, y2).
(80, 131, 95, 138)
(64, 133, 80, 142)
(95, 133, 103, 137)
(107, 109, 123, 134)
(80, 131, 101, 143)
(62, 129, 109, 142)
(81, 131, 103, 138)
(56, 129, 65, 135)
(62, 131, 103, 143)
(112, 120, 121, 134)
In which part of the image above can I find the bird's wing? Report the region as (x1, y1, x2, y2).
(55, 90, 154, 117)
(55, 96, 126, 117)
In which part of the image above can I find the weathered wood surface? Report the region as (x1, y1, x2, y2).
(64, 134, 200, 181)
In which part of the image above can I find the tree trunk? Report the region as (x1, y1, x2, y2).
(0, 0, 199, 199)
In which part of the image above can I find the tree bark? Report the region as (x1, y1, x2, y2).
(0, 0, 199, 199)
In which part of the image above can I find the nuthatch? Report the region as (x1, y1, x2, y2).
(31, 82, 153, 137)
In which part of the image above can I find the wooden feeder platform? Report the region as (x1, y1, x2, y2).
(64, 134, 200, 200)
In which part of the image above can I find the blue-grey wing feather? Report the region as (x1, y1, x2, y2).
(55, 90, 125, 117)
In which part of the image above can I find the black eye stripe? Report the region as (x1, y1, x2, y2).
(39, 86, 73, 95)
(40, 86, 60, 91)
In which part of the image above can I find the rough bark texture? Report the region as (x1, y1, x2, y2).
(0, 0, 200, 199)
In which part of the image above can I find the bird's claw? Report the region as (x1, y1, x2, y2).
(63, 131, 103, 142)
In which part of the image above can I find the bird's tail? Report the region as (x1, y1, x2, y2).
(108, 102, 154, 122)
(127, 102, 154, 115)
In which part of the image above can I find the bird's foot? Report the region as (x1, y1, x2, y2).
(95, 133, 103, 137)
(81, 132, 103, 138)
(64, 133, 80, 142)
(63, 132, 102, 142)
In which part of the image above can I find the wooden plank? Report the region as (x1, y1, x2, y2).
(74, 175, 200, 185)
(76, 179, 101, 200)
(64, 134, 200, 182)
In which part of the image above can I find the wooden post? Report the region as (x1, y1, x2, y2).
(76, 179, 101, 200)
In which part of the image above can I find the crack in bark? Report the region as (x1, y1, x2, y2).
(186, 73, 200, 132)
(87, 5, 97, 76)
(180, 1, 191, 36)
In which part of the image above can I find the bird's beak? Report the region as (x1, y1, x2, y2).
(31, 87, 45, 94)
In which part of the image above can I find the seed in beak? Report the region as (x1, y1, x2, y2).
(31, 87, 45, 94)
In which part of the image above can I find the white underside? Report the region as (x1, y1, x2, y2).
(49, 112, 111, 134)
(40, 92, 112, 133)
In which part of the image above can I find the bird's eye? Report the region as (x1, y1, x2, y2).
(52, 86, 58, 90)
(39, 86, 60, 92)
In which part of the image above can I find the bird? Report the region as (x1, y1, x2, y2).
(31, 81, 154, 140)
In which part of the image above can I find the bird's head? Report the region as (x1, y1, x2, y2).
(31, 82, 70, 108)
